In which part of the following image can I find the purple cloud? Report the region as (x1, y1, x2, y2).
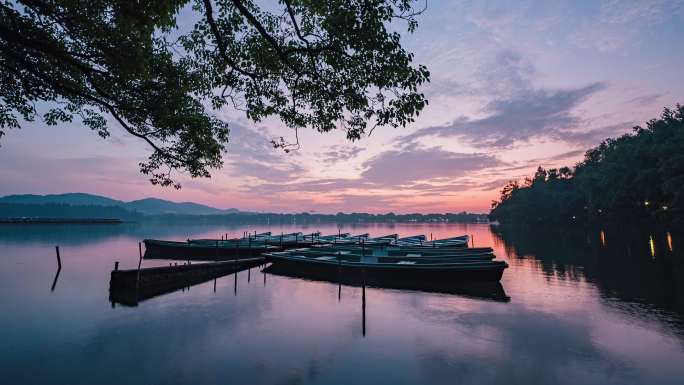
(400, 82, 607, 148)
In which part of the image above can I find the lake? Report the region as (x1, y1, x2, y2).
(1, 222, 683, 385)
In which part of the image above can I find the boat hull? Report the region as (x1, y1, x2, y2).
(263, 264, 509, 301)
(143, 239, 274, 260)
(267, 256, 507, 282)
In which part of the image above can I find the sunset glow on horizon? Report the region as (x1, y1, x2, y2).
(1, 0, 683, 213)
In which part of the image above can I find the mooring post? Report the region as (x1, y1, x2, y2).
(471, 234, 474, 248)
(362, 268, 366, 337)
(55, 246, 61, 269)
(114, 261, 119, 271)
(139, 242, 142, 258)
(138, 254, 142, 270)
(280, 233, 283, 248)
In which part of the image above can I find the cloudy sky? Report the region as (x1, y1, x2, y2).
(1, 0, 683, 213)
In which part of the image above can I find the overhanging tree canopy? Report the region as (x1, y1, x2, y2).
(0, 0, 430, 187)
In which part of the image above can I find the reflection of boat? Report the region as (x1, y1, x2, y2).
(264, 250, 508, 282)
(262, 264, 510, 302)
(109, 257, 264, 306)
(143, 239, 278, 260)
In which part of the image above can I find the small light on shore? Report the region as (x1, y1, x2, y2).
(644, 200, 650, 206)
(662, 206, 668, 210)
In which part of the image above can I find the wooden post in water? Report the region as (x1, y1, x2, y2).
(114, 261, 119, 271)
(362, 269, 366, 337)
(55, 246, 62, 269)
(139, 242, 142, 258)
(471, 234, 474, 248)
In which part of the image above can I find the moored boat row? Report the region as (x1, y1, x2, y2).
(143, 231, 507, 282)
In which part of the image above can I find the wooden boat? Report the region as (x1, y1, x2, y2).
(282, 248, 495, 262)
(264, 250, 508, 282)
(315, 243, 494, 255)
(110, 257, 265, 306)
(317, 233, 351, 241)
(396, 235, 469, 247)
(143, 239, 278, 260)
(262, 264, 510, 301)
(188, 232, 273, 244)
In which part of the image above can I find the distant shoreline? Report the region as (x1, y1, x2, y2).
(0, 218, 123, 224)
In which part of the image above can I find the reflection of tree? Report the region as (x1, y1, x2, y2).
(492, 224, 684, 334)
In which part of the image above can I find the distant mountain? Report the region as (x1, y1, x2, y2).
(0, 193, 239, 216)
(0, 193, 124, 206)
(125, 198, 232, 215)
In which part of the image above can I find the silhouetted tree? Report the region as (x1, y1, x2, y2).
(490, 105, 684, 224)
(0, 0, 430, 187)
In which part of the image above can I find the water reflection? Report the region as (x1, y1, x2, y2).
(3, 222, 684, 385)
(492, 225, 684, 336)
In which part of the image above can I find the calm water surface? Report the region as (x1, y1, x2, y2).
(1, 222, 683, 385)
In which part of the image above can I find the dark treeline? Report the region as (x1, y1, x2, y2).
(0, 203, 142, 221)
(0, 203, 488, 224)
(490, 105, 684, 224)
(147, 211, 488, 224)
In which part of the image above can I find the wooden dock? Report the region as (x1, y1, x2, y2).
(109, 257, 265, 306)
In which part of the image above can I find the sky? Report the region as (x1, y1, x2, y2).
(1, 0, 683, 213)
